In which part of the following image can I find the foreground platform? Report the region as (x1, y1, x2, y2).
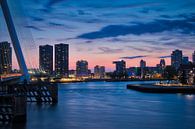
(127, 84, 195, 94)
(0, 82, 58, 125)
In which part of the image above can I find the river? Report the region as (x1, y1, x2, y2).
(11, 81, 195, 129)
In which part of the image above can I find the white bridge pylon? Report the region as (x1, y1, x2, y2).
(0, 0, 30, 81)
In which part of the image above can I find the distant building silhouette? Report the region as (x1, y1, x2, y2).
(140, 59, 146, 68)
(192, 51, 195, 64)
(171, 49, 183, 70)
(94, 65, 105, 79)
(113, 60, 126, 74)
(160, 59, 166, 68)
(39, 45, 53, 74)
(55, 43, 69, 77)
(140, 59, 146, 78)
(76, 60, 88, 77)
(0, 41, 12, 74)
(69, 69, 76, 78)
(182, 56, 189, 65)
(156, 59, 166, 74)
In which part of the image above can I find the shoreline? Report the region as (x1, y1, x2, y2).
(127, 83, 195, 94)
(53, 78, 167, 83)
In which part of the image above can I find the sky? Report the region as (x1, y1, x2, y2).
(0, 0, 195, 71)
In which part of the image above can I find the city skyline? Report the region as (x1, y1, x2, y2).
(0, 0, 195, 70)
(1, 40, 195, 73)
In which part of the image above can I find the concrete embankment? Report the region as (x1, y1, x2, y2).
(127, 84, 195, 94)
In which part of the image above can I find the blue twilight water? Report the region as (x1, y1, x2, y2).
(13, 81, 195, 129)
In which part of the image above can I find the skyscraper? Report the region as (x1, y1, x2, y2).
(113, 60, 126, 74)
(0, 41, 12, 74)
(140, 59, 146, 78)
(160, 59, 166, 68)
(192, 51, 195, 64)
(94, 65, 105, 79)
(182, 56, 189, 65)
(76, 60, 88, 77)
(55, 43, 69, 77)
(39, 45, 53, 74)
(171, 49, 183, 70)
(140, 59, 146, 68)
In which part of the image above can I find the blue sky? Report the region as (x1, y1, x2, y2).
(0, 0, 195, 70)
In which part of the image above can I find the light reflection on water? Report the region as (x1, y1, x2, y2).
(8, 81, 195, 129)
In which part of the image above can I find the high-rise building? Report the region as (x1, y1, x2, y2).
(55, 43, 69, 77)
(113, 60, 126, 74)
(0, 41, 12, 74)
(140, 59, 146, 68)
(192, 51, 195, 64)
(94, 65, 105, 79)
(39, 45, 53, 74)
(171, 49, 183, 70)
(140, 59, 146, 78)
(157, 59, 166, 74)
(182, 56, 189, 65)
(76, 60, 88, 77)
(160, 59, 166, 68)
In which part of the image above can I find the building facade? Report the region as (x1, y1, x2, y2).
(76, 60, 88, 77)
(140, 59, 146, 68)
(0, 41, 12, 74)
(55, 43, 69, 77)
(94, 65, 105, 79)
(39, 45, 53, 74)
(182, 56, 189, 65)
(171, 49, 183, 70)
(113, 60, 126, 74)
(192, 51, 195, 64)
(140, 59, 146, 78)
(160, 59, 166, 68)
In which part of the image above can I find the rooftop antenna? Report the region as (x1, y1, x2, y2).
(0, 0, 30, 82)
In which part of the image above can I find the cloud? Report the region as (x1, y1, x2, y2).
(120, 55, 147, 60)
(140, 7, 165, 14)
(158, 55, 171, 58)
(46, 0, 66, 9)
(24, 25, 44, 31)
(49, 22, 64, 27)
(97, 47, 124, 54)
(77, 14, 195, 39)
(48, 22, 76, 30)
(30, 16, 44, 22)
(127, 46, 153, 53)
(83, 2, 162, 9)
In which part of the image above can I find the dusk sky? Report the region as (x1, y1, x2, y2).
(1, 0, 195, 71)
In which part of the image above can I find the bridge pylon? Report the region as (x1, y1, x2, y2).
(0, 0, 30, 82)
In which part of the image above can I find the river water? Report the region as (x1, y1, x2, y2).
(11, 81, 195, 129)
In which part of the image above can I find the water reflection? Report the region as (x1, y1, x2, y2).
(185, 95, 195, 100)
(2, 81, 195, 129)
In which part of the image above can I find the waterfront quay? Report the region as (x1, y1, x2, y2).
(127, 83, 195, 94)
(0, 80, 58, 125)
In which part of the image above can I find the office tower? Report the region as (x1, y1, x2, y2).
(39, 45, 53, 74)
(94, 65, 105, 79)
(140, 59, 146, 78)
(113, 60, 126, 74)
(140, 59, 146, 68)
(0, 41, 12, 74)
(182, 56, 189, 65)
(160, 59, 166, 68)
(171, 49, 183, 70)
(55, 43, 69, 77)
(76, 60, 88, 77)
(193, 51, 195, 64)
